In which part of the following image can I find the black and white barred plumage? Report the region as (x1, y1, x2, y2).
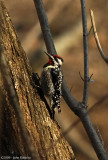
(41, 52, 63, 119)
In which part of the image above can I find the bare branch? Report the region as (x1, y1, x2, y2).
(63, 93, 108, 136)
(33, 0, 57, 55)
(90, 10, 108, 64)
(80, 0, 89, 106)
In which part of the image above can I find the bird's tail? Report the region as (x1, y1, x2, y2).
(51, 99, 61, 119)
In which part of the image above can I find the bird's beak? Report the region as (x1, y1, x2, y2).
(44, 51, 53, 59)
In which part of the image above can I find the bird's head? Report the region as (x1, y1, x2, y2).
(44, 51, 63, 67)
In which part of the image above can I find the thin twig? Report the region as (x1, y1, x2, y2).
(33, 0, 108, 159)
(81, 0, 89, 106)
(90, 10, 108, 64)
(79, 72, 94, 82)
(79, 71, 84, 81)
(89, 73, 94, 82)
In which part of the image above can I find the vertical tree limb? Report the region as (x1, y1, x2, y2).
(80, 0, 89, 106)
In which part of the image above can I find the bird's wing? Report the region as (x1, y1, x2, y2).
(41, 68, 55, 97)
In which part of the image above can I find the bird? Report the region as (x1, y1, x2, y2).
(40, 51, 63, 119)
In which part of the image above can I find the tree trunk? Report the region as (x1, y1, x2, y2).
(0, 1, 75, 159)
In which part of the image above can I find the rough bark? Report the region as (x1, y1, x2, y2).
(0, 1, 75, 159)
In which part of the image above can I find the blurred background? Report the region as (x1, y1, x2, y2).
(4, 0, 108, 159)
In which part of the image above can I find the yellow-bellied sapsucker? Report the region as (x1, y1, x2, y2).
(41, 52, 63, 119)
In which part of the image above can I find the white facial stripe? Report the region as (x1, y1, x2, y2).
(58, 59, 63, 65)
(45, 65, 56, 69)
